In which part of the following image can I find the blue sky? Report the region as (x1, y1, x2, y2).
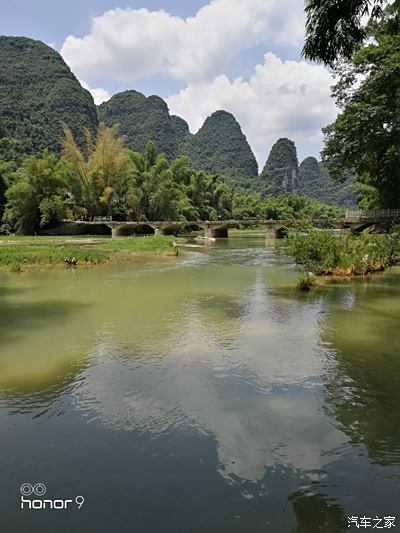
(0, 0, 337, 166)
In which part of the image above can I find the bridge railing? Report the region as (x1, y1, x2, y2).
(345, 209, 400, 220)
(93, 216, 113, 222)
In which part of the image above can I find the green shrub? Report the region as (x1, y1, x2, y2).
(286, 229, 400, 275)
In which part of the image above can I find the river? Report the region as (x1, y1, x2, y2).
(0, 236, 399, 532)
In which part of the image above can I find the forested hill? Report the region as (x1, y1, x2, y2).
(0, 36, 98, 157)
(0, 36, 352, 206)
(180, 111, 259, 179)
(98, 90, 180, 162)
(258, 139, 354, 206)
(99, 93, 258, 178)
(299, 157, 354, 206)
(261, 138, 300, 195)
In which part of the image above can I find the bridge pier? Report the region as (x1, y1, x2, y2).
(264, 224, 286, 239)
(110, 225, 121, 238)
(265, 226, 277, 239)
(150, 223, 183, 236)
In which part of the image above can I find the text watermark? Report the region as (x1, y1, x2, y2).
(347, 516, 396, 529)
(20, 483, 85, 510)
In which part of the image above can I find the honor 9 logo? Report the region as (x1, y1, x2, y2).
(20, 483, 85, 510)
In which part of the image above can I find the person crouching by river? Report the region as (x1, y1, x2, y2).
(65, 257, 77, 266)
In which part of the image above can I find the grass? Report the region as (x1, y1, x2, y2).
(97, 235, 179, 254)
(0, 235, 179, 272)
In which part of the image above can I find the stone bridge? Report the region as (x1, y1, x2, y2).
(66, 209, 400, 238)
(68, 218, 308, 238)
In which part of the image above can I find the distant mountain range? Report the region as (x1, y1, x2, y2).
(0, 36, 354, 206)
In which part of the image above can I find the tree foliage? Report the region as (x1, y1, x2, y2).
(3, 152, 72, 233)
(1, 123, 343, 234)
(302, 0, 398, 66)
(62, 122, 134, 220)
(322, 5, 400, 207)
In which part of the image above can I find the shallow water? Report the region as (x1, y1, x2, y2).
(0, 236, 399, 532)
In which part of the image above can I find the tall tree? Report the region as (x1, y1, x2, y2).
(129, 142, 183, 220)
(62, 123, 133, 219)
(302, 0, 399, 65)
(321, 5, 400, 207)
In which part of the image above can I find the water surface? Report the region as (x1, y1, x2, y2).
(0, 236, 399, 532)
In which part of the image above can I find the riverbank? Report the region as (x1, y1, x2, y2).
(285, 230, 400, 288)
(0, 235, 180, 272)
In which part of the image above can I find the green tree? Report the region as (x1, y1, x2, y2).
(302, 0, 399, 66)
(322, 5, 400, 207)
(129, 142, 183, 220)
(185, 171, 218, 220)
(62, 123, 134, 219)
(0, 160, 15, 221)
(3, 152, 72, 233)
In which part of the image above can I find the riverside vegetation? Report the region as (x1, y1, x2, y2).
(0, 235, 179, 272)
(286, 229, 400, 289)
(0, 123, 343, 236)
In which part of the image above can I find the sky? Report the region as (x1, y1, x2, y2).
(0, 0, 338, 167)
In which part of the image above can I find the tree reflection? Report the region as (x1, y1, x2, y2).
(290, 491, 347, 533)
(320, 278, 400, 465)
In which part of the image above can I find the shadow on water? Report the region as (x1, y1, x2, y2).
(0, 365, 86, 413)
(0, 282, 89, 346)
(0, 283, 91, 405)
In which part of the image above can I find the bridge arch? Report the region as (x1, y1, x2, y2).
(132, 224, 155, 236)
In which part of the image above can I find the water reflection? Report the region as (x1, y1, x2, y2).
(320, 274, 400, 465)
(290, 491, 347, 533)
(70, 271, 346, 483)
(1, 241, 400, 532)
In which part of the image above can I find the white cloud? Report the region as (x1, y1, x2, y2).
(61, 0, 304, 82)
(79, 79, 110, 105)
(166, 53, 337, 165)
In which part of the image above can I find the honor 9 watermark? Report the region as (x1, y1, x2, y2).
(20, 483, 85, 510)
